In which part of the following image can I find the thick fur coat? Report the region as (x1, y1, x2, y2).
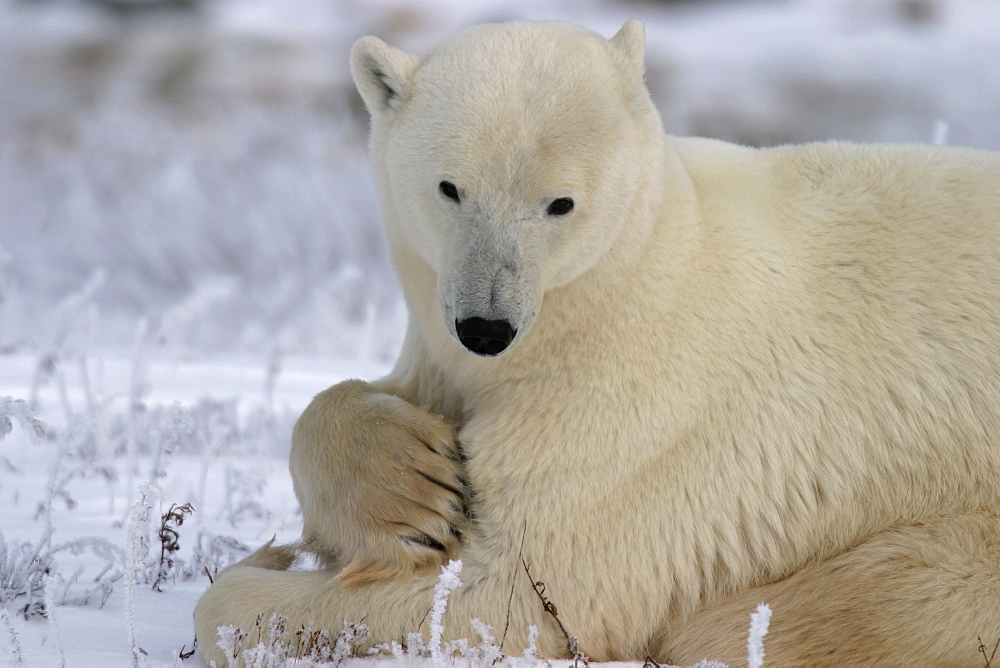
(195, 20, 1000, 665)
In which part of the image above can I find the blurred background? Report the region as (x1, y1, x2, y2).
(2, 0, 999, 366)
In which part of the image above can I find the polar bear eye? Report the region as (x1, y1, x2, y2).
(547, 198, 574, 216)
(439, 181, 461, 203)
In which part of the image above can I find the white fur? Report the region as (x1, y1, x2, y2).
(195, 20, 1000, 665)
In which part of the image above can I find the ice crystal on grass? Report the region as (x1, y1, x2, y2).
(406, 631, 428, 659)
(184, 531, 252, 581)
(148, 403, 194, 482)
(223, 465, 269, 527)
(212, 616, 370, 668)
(0, 607, 23, 667)
(125, 482, 162, 667)
(42, 572, 66, 667)
(240, 615, 293, 668)
(0, 529, 122, 618)
(747, 602, 772, 668)
(332, 620, 370, 664)
(514, 625, 539, 668)
(0, 529, 52, 612)
(0, 397, 45, 444)
(429, 559, 463, 665)
(47, 535, 121, 607)
(469, 618, 504, 666)
(216, 623, 246, 666)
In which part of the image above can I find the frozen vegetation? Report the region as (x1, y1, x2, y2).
(1, 0, 999, 665)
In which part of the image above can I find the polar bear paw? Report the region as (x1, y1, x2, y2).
(289, 380, 470, 585)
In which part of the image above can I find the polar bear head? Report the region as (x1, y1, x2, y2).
(351, 20, 661, 357)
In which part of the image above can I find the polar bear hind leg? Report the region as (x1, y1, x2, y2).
(656, 507, 1000, 665)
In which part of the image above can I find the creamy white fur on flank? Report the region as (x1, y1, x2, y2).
(195, 20, 1000, 665)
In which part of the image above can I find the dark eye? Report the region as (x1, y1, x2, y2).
(547, 198, 574, 216)
(439, 181, 460, 203)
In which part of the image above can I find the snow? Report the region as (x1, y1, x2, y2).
(2, 0, 999, 665)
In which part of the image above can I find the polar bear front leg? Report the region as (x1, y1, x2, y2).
(289, 379, 469, 584)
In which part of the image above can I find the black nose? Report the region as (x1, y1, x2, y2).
(455, 318, 517, 356)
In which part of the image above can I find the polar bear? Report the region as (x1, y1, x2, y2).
(195, 20, 1000, 666)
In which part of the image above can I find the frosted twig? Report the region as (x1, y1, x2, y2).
(0, 397, 45, 443)
(44, 535, 122, 607)
(42, 573, 66, 668)
(125, 482, 162, 667)
(0, 606, 23, 667)
(747, 602, 772, 668)
(429, 559, 463, 666)
(514, 625, 539, 668)
(0, 527, 52, 611)
(149, 403, 187, 481)
(124, 318, 152, 522)
(29, 269, 105, 412)
(470, 618, 503, 666)
(157, 277, 238, 354)
(153, 502, 195, 591)
(406, 631, 425, 660)
(264, 348, 283, 410)
(40, 435, 68, 537)
(332, 620, 369, 663)
(216, 624, 245, 666)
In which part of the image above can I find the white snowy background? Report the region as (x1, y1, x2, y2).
(1, 0, 999, 665)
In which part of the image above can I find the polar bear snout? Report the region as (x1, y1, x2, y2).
(455, 317, 517, 356)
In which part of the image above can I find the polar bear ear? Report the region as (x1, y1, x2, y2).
(350, 36, 420, 115)
(608, 19, 646, 83)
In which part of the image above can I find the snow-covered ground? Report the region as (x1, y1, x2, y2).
(2, 0, 999, 665)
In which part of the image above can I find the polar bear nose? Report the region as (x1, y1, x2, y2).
(455, 318, 517, 356)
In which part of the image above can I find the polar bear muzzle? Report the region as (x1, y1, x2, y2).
(455, 317, 517, 356)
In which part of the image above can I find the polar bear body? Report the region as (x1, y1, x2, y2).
(195, 21, 1000, 665)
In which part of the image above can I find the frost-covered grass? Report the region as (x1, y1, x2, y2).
(2, 0, 1000, 665)
(0, 350, 304, 665)
(199, 559, 769, 668)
